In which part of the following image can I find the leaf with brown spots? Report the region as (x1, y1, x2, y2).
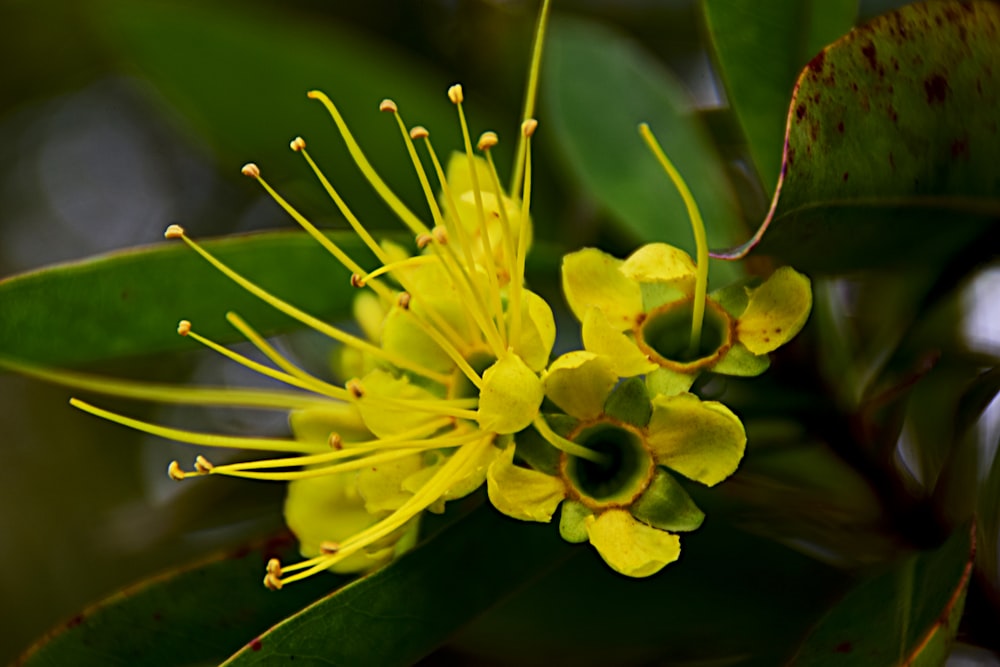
(716, 1, 1000, 272)
(791, 524, 974, 665)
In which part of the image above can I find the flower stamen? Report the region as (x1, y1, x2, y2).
(509, 119, 537, 347)
(638, 123, 709, 357)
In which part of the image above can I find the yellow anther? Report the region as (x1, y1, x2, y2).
(320, 541, 341, 554)
(350, 273, 365, 288)
(194, 455, 214, 473)
(164, 224, 185, 239)
(409, 126, 429, 140)
(397, 292, 412, 310)
(522, 118, 538, 137)
(241, 163, 261, 179)
(290, 137, 306, 152)
(177, 320, 192, 336)
(379, 99, 398, 113)
(266, 558, 282, 576)
(264, 573, 283, 591)
(447, 83, 464, 105)
(416, 233, 433, 249)
(347, 379, 365, 399)
(477, 131, 499, 151)
(328, 433, 343, 450)
(167, 460, 186, 481)
(432, 226, 449, 245)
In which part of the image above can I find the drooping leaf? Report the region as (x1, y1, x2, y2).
(221, 503, 570, 666)
(791, 525, 974, 665)
(544, 15, 742, 285)
(716, 1, 1000, 272)
(703, 0, 858, 194)
(15, 536, 339, 667)
(0, 231, 375, 367)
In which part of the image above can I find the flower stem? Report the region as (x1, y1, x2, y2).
(638, 123, 709, 357)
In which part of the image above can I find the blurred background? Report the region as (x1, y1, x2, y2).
(1, 0, 996, 664)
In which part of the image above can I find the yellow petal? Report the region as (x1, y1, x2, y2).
(509, 289, 556, 372)
(288, 405, 370, 446)
(487, 445, 565, 522)
(582, 308, 658, 378)
(543, 351, 617, 420)
(646, 393, 747, 486)
(737, 266, 812, 355)
(442, 434, 502, 501)
(357, 452, 426, 513)
(561, 248, 643, 329)
(477, 354, 544, 434)
(620, 243, 697, 291)
(355, 369, 444, 439)
(284, 473, 413, 574)
(585, 509, 680, 578)
(381, 306, 455, 373)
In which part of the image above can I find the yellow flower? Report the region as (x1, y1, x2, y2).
(486, 352, 746, 577)
(62, 1, 560, 589)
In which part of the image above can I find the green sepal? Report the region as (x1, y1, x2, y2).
(559, 500, 592, 543)
(640, 282, 689, 312)
(513, 426, 563, 477)
(545, 412, 581, 439)
(709, 280, 752, 318)
(712, 342, 771, 377)
(645, 367, 697, 399)
(631, 467, 706, 533)
(603, 377, 652, 427)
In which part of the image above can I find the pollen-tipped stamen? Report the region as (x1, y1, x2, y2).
(70, 398, 321, 454)
(307, 90, 429, 236)
(509, 119, 537, 347)
(450, 85, 508, 347)
(272, 435, 492, 587)
(639, 123, 709, 357)
(510, 0, 552, 197)
(478, 134, 517, 284)
(165, 227, 451, 384)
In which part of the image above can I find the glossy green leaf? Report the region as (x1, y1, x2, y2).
(703, 0, 858, 194)
(792, 525, 974, 665)
(16, 537, 340, 667)
(0, 231, 375, 367)
(543, 15, 742, 284)
(718, 1, 1000, 272)
(451, 517, 848, 666)
(222, 503, 570, 666)
(92, 1, 503, 217)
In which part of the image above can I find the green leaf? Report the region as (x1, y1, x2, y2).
(221, 503, 569, 666)
(543, 15, 742, 285)
(704, 0, 858, 194)
(717, 1, 1000, 272)
(92, 1, 503, 218)
(16, 537, 340, 667)
(0, 231, 375, 367)
(792, 525, 974, 665)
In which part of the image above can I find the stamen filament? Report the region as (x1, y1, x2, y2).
(69, 398, 319, 454)
(451, 86, 508, 347)
(509, 119, 536, 347)
(166, 227, 451, 384)
(293, 142, 393, 268)
(481, 146, 517, 283)
(359, 255, 436, 283)
(307, 91, 429, 236)
(209, 447, 425, 481)
(510, 0, 552, 196)
(639, 123, 709, 356)
(225, 312, 325, 386)
(277, 436, 491, 586)
(0, 357, 329, 411)
(181, 323, 349, 400)
(532, 415, 611, 466)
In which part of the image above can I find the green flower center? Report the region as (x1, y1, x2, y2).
(636, 297, 732, 372)
(561, 423, 654, 509)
